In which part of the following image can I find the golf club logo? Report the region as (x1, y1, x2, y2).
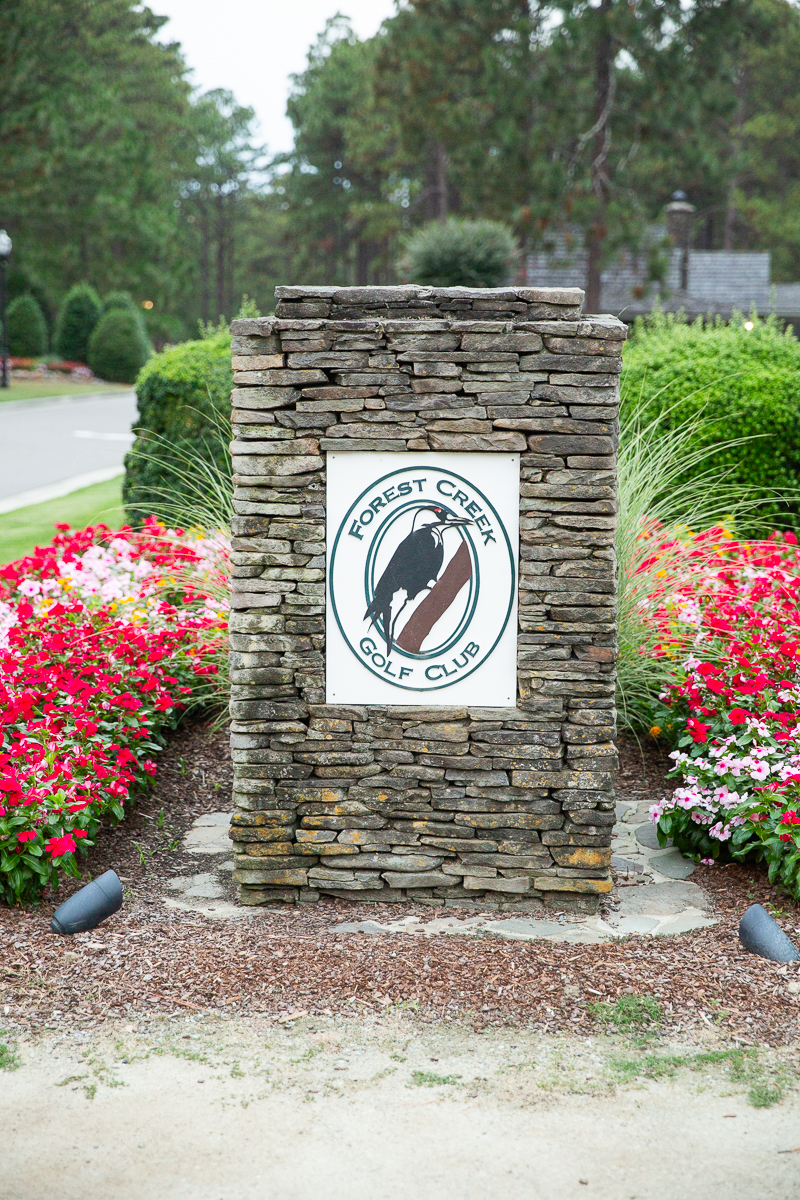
(328, 462, 516, 693)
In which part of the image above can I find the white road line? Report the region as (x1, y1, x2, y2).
(72, 430, 135, 441)
(0, 466, 125, 514)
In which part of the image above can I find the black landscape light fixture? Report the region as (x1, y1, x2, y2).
(664, 192, 695, 292)
(0, 229, 11, 389)
(50, 869, 124, 935)
(739, 903, 800, 963)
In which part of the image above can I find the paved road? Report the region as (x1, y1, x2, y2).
(0, 390, 137, 502)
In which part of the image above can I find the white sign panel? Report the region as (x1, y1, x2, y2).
(326, 453, 519, 705)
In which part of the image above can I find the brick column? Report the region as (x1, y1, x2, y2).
(228, 285, 625, 914)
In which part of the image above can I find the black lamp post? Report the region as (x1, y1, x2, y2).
(0, 229, 11, 389)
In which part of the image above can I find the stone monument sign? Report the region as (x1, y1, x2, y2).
(228, 285, 625, 913)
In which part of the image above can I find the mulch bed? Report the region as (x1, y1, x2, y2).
(2, 723, 799, 1043)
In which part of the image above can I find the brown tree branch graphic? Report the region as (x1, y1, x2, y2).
(396, 541, 472, 654)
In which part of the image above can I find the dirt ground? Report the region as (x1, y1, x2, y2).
(3, 1013, 800, 1200)
(3, 722, 800, 1198)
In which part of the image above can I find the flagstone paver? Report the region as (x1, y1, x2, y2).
(167, 806, 716, 941)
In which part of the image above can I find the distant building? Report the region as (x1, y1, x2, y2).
(525, 197, 800, 323)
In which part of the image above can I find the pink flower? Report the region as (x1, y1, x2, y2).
(16, 830, 36, 843)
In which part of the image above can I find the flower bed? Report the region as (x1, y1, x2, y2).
(648, 532, 800, 896)
(0, 520, 227, 905)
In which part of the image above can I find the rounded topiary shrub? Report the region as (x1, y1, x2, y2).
(123, 328, 232, 525)
(87, 309, 151, 383)
(399, 218, 517, 287)
(55, 282, 102, 362)
(7, 294, 47, 357)
(8, 265, 54, 340)
(102, 290, 137, 315)
(622, 311, 800, 525)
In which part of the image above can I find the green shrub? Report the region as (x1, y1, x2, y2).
(87, 309, 151, 384)
(102, 289, 137, 315)
(399, 218, 517, 287)
(7, 294, 47, 357)
(123, 327, 232, 525)
(622, 311, 800, 523)
(55, 282, 102, 362)
(8, 265, 55, 338)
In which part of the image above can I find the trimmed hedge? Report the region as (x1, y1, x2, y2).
(102, 290, 137, 315)
(622, 312, 800, 524)
(55, 282, 102, 363)
(87, 309, 151, 383)
(8, 265, 54, 338)
(123, 328, 232, 524)
(399, 218, 516, 287)
(8, 294, 47, 357)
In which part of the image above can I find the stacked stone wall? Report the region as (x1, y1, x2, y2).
(228, 285, 626, 914)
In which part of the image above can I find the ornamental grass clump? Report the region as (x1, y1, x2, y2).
(0, 519, 228, 905)
(615, 404, 775, 732)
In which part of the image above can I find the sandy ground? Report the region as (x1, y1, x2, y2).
(3, 1014, 800, 1200)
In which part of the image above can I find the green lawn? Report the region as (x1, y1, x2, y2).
(0, 379, 132, 402)
(0, 477, 126, 564)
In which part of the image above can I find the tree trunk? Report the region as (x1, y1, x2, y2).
(585, 0, 613, 314)
(200, 202, 210, 324)
(226, 193, 236, 318)
(216, 191, 226, 320)
(80, 229, 89, 281)
(724, 76, 746, 251)
(424, 140, 448, 224)
(356, 238, 371, 286)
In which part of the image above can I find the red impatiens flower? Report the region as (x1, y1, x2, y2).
(686, 718, 710, 744)
(0, 519, 226, 905)
(46, 834, 76, 857)
(728, 708, 749, 725)
(780, 833, 794, 843)
(780, 811, 800, 826)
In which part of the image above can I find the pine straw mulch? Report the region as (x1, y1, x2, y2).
(1, 723, 800, 1044)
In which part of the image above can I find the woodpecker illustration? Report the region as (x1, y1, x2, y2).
(364, 506, 473, 653)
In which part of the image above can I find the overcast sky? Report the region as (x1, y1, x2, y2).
(153, 0, 398, 156)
